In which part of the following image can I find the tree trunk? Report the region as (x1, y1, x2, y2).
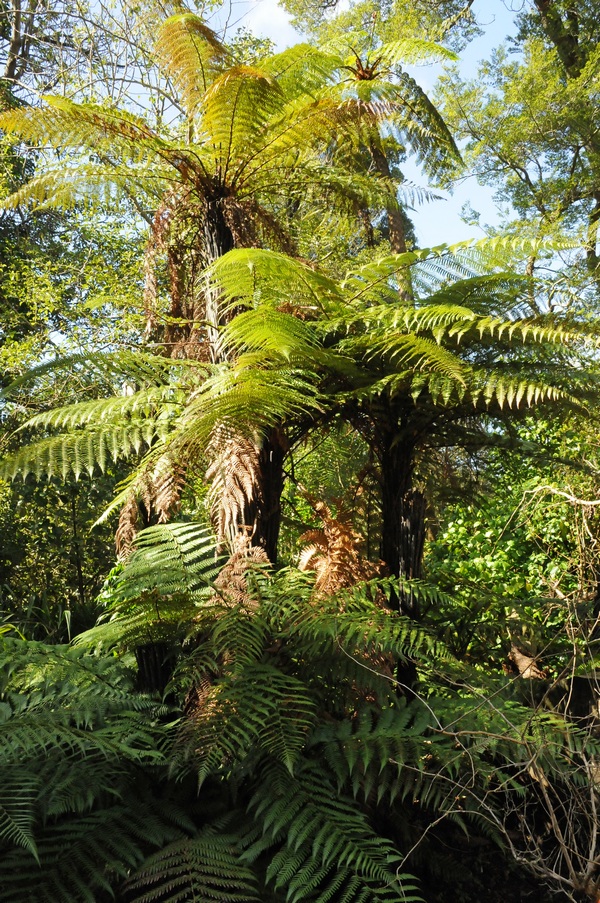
(379, 431, 425, 617)
(533, 1, 584, 77)
(254, 429, 286, 564)
(377, 426, 424, 694)
(151, 196, 287, 562)
(586, 190, 600, 279)
(199, 204, 286, 562)
(368, 138, 413, 301)
(202, 199, 235, 363)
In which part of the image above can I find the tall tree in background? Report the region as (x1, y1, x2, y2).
(0, 0, 156, 629)
(439, 0, 600, 285)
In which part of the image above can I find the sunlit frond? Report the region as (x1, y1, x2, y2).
(156, 14, 227, 115)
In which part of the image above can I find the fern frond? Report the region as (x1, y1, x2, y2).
(203, 66, 283, 167)
(1, 417, 172, 481)
(377, 38, 458, 66)
(0, 801, 178, 903)
(466, 369, 571, 410)
(103, 522, 220, 608)
(22, 386, 185, 432)
(0, 162, 138, 211)
(0, 96, 170, 168)
(359, 332, 468, 382)
(220, 308, 322, 360)
(262, 43, 340, 96)
(156, 14, 227, 115)
(120, 522, 220, 596)
(209, 248, 342, 313)
(0, 769, 40, 860)
(310, 700, 432, 804)
(0, 638, 181, 901)
(245, 760, 421, 902)
(1, 350, 193, 398)
(127, 828, 261, 903)
(74, 523, 221, 651)
(275, 576, 445, 668)
(338, 72, 460, 175)
(182, 663, 316, 782)
(174, 366, 322, 453)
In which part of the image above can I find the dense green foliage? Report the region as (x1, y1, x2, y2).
(2, 2, 600, 902)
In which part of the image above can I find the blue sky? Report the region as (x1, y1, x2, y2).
(208, 0, 520, 248)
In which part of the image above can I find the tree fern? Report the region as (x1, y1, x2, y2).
(75, 523, 222, 652)
(9, 521, 593, 902)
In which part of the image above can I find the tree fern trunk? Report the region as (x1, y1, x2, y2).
(368, 138, 413, 301)
(378, 431, 424, 617)
(254, 428, 286, 563)
(378, 428, 424, 694)
(201, 199, 235, 363)
(161, 198, 287, 561)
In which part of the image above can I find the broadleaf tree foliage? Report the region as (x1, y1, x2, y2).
(2, 2, 600, 902)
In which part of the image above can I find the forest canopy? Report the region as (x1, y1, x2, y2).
(1, 2, 600, 901)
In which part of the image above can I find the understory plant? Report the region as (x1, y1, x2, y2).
(2, 521, 598, 902)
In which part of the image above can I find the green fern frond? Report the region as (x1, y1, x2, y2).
(0, 770, 40, 860)
(0, 638, 181, 901)
(377, 37, 458, 66)
(175, 367, 322, 452)
(75, 523, 221, 651)
(156, 14, 227, 115)
(1, 418, 172, 481)
(182, 663, 316, 782)
(209, 248, 342, 314)
(277, 576, 444, 665)
(0, 96, 169, 169)
(22, 386, 185, 432)
(220, 308, 322, 359)
(310, 700, 432, 804)
(127, 828, 261, 903)
(342, 71, 460, 175)
(467, 370, 570, 410)
(113, 522, 220, 600)
(357, 332, 468, 382)
(245, 760, 421, 902)
(1, 350, 192, 398)
(0, 801, 178, 903)
(0, 162, 137, 211)
(203, 66, 283, 165)
(262, 43, 340, 96)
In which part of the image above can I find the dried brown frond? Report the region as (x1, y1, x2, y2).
(206, 427, 263, 548)
(115, 492, 140, 560)
(509, 645, 547, 679)
(115, 455, 188, 555)
(275, 300, 317, 321)
(152, 456, 186, 523)
(184, 671, 215, 718)
(168, 332, 211, 361)
(298, 497, 378, 595)
(214, 532, 269, 609)
(299, 497, 392, 687)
